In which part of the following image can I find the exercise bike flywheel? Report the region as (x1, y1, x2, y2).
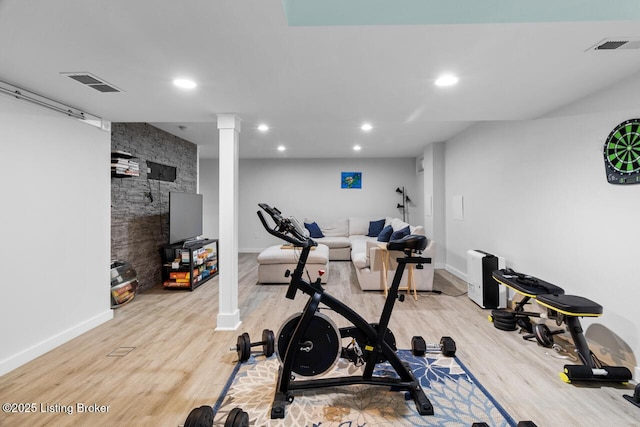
(277, 312, 341, 377)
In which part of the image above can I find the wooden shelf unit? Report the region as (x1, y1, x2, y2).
(162, 238, 218, 291)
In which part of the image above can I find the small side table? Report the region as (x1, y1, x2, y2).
(377, 243, 417, 300)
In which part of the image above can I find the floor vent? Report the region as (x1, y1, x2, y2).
(106, 347, 136, 357)
(62, 72, 123, 93)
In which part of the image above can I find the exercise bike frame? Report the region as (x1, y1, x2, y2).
(257, 204, 434, 419)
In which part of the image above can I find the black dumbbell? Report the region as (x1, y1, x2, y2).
(232, 329, 275, 362)
(523, 323, 564, 348)
(411, 336, 456, 357)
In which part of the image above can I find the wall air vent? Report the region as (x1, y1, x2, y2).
(61, 72, 123, 93)
(589, 38, 640, 51)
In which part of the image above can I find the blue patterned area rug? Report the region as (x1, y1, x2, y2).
(213, 350, 516, 426)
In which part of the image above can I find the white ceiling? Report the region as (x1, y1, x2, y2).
(1, 0, 640, 159)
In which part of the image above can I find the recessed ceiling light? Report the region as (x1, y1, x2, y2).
(258, 124, 269, 132)
(361, 123, 373, 132)
(277, 145, 286, 152)
(353, 145, 362, 151)
(435, 74, 459, 87)
(173, 78, 197, 89)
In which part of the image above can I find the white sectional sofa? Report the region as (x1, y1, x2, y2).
(304, 217, 435, 292)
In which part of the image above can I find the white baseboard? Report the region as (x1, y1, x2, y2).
(216, 309, 242, 331)
(0, 310, 113, 377)
(445, 264, 466, 282)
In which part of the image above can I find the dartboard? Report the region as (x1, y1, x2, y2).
(603, 119, 640, 185)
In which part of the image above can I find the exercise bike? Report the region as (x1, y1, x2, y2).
(256, 203, 436, 420)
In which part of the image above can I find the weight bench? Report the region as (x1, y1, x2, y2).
(489, 270, 564, 332)
(492, 269, 632, 384)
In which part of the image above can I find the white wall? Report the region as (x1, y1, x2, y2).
(199, 158, 219, 240)
(0, 95, 112, 375)
(444, 112, 640, 366)
(422, 142, 446, 268)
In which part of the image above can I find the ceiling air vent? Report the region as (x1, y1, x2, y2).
(589, 38, 640, 51)
(596, 40, 628, 50)
(61, 72, 123, 93)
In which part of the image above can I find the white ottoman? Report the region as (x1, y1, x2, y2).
(257, 244, 330, 284)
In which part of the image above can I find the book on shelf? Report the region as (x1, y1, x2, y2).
(163, 280, 190, 288)
(111, 150, 133, 158)
(113, 291, 133, 304)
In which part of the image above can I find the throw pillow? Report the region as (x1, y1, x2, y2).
(390, 225, 410, 241)
(367, 219, 385, 237)
(377, 225, 394, 242)
(304, 222, 324, 238)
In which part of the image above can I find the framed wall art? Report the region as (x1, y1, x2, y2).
(341, 172, 362, 189)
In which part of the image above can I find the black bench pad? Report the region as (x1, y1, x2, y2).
(492, 270, 565, 296)
(536, 293, 603, 317)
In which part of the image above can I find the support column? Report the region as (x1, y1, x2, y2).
(216, 114, 241, 330)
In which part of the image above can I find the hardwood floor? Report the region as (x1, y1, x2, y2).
(0, 254, 637, 426)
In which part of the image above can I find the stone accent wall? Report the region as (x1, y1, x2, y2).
(111, 123, 197, 292)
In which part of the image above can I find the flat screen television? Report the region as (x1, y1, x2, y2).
(169, 192, 203, 244)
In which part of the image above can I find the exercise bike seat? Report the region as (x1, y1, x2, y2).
(536, 293, 603, 317)
(493, 270, 565, 297)
(387, 234, 427, 252)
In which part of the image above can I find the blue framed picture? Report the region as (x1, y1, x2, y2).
(341, 172, 362, 189)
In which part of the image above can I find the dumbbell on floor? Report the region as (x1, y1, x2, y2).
(523, 323, 564, 348)
(411, 336, 456, 357)
(231, 329, 275, 362)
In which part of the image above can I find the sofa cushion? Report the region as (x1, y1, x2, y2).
(351, 251, 368, 269)
(411, 225, 425, 235)
(377, 225, 393, 242)
(390, 218, 410, 232)
(348, 217, 369, 236)
(304, 221, 324, 238)
(257, 244, 329, 265)
(318, 218, 349, 237)
(390, 225, 410, 241)
(314, 236, 351, 249)
(349, 235, 376, 269)
(367, 219, 385, 237)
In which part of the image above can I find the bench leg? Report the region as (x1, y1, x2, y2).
(561, 316, 632, 383)
(566, 316, 591, 367)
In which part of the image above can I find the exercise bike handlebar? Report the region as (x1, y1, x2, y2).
(257, 203, 313, 248)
